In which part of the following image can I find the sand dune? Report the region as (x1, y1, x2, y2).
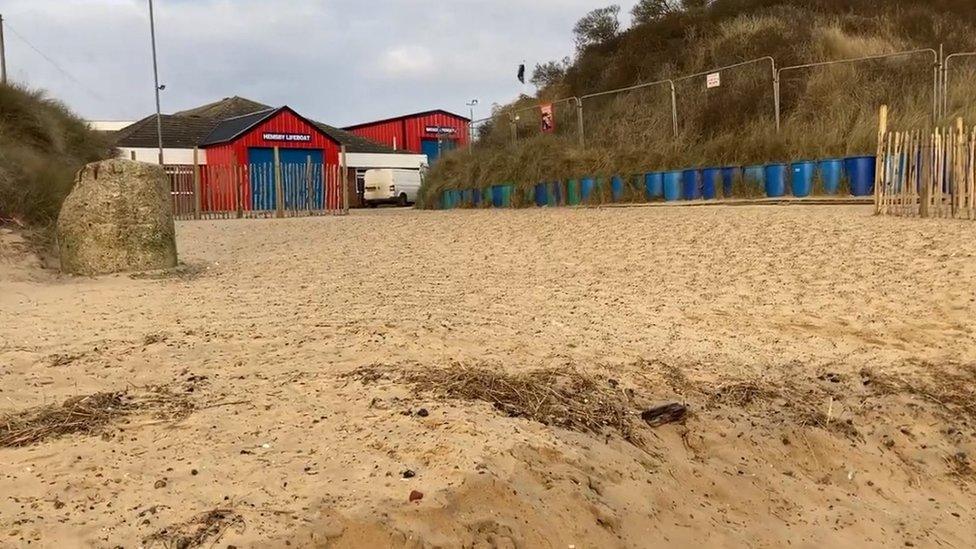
(1, 205, 974, 548)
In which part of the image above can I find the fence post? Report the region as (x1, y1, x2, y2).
(669, 81, 678, 137)
(304, 154, 313, 212)
(576, 98, 585, 148)
(874, 104, 888, 215)
(955, 118, 965, 217)
(340, 145, 349, 214)
(274, 146, 284, 218)
(773, 66, 781, 133)
(510, 114, 518, 145)
(192, 147, 201, 220)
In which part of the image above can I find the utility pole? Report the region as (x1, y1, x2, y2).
(148, 0, 164, 165)
(1, 14, 8, 85)
(466, 99, 478, 152)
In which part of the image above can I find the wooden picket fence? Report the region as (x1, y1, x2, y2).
(165, 160, 348, 221)
(875, 106, 976, 220)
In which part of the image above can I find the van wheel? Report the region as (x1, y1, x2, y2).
(397, 193, 409, 207)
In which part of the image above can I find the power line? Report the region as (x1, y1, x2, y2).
(4, 20, 106, 101)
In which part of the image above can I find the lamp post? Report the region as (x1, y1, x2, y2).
(148, 0, 164, 165)
(466, 99, 478, 151)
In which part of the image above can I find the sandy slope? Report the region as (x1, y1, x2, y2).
(1, 205, 974, 548)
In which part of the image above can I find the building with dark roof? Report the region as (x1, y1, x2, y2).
(113, 96, 427, 163)
(112, 97, 430, 208)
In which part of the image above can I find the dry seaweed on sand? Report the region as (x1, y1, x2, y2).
(144, 508, 245, 549)
(347, 363, 641, 442)
(0, 387, 193, 448)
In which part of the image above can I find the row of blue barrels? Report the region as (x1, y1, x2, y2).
(651, 156, 875, 201)
(440, 156, 876, 208)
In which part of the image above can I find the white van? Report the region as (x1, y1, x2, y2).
(363, 169, 423, 207)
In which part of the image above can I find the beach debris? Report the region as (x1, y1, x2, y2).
(346, 364, 639, 442)
(416, 408, 430, 417)
(144, 508, 244, 548)
(0, 388, 194, 448)
(402, 469, 416, 479)
(640, 403, 688, 427)
(409, 490, 424, 503)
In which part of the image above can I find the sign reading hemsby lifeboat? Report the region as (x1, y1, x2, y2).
(262, 132, 313, 142)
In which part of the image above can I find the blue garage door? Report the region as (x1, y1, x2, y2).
(421, 139, 456, 164)
(248, 148, 324, 212)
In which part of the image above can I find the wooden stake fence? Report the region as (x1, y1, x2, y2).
(875, 106, 976, 220)
(165, 156, 348, 221)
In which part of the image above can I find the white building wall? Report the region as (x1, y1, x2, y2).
(116, 149, 422, 169)
(344, 153, 428, 170)
(117, 147, 205, 166)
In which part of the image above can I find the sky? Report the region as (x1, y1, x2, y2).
(0, 0, 638, 126)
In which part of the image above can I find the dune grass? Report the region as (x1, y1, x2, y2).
(420, 0, 976, 207)
(0, 84, 114, 228)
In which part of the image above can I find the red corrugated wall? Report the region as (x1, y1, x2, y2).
(204, 109, 341, 166)
(346, 111, 469, 153)
(200, 109, 342, 212)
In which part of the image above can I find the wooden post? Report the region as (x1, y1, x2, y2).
(874, 105, 888, 215)
(274, 146, 284, 218)
(955, 118, 965, 219)
(231, 151, 243, 219)
(969, 126, 976, 220)
(340, 145, 350, 215)
(305, 155, 313, 212)
(934, 128, 941, 218)
(130, 150, 137, 161)
(192, 147, 201, 220)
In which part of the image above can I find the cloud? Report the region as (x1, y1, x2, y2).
(379, 46, 437, 79)
(0, 0, 638, 125)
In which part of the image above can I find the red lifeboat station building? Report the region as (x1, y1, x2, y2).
(112, 98, 467, 211)
(201, 106, 341, 170)
(343, 110, 470, 163)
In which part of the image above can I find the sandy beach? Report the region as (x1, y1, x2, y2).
(1, 205, 974, 548)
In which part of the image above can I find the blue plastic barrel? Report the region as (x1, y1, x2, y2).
(550, 181, 562, 206)
(701, 168, 721, 200)
(581, 177, 596, 202)
(611, 176, 625, 202)
(844, 156, 876, 196)
(663, 171, 682, 202)
(534, 183, 548, 207)
(818, 159, 843, 195)
(764, 164, 787, 198)
(791, 161, 816, 198)
(744, 165, 765, 190)
(721, 167, 739, 197)
(491, 185, 503, 207)
(645, 172, 664, 199)
(682, 169, 701, 200)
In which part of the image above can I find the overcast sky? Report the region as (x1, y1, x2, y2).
(1, 0, 637, 126)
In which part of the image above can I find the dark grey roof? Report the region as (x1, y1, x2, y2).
(198, 109, 277, 146)
(115, 97, 409, 155)
(112, 114, 224, 149)
(175, 96, 272, 119)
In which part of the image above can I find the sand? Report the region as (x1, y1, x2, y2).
(1, 205, 974, 548)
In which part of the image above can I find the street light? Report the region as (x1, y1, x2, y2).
(466, 99, 479, 150)
(148, 0, 164, 165)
